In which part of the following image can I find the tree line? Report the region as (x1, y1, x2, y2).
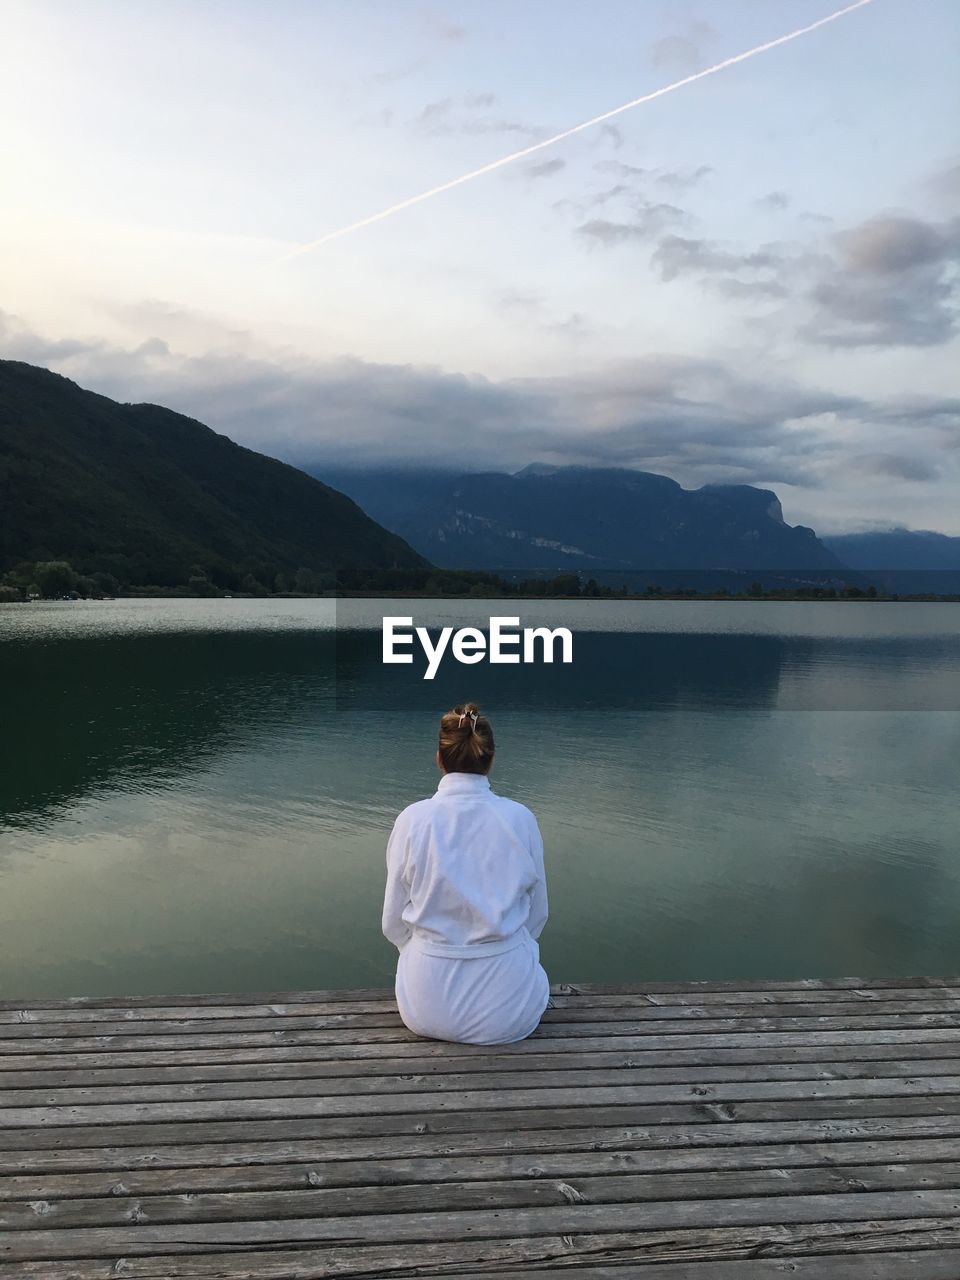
(1, 560, 924, 603)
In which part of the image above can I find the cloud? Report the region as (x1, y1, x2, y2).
(595, 160, 647, 181)
(805, 271, 956, 348)
(598, 124, 623, 150)
(495, 290, 543, 316)
(757, 191, 791, 212)
(0, 309, 108, 363)
(651, 235, 786, 283)
(595, 159, 712, 192)
(803, 213, 960, 347)
(835, 215, 958, 273)
(651, 22, 718, 73)
(416, 97, 453, 125)
(655, 165, 713, 191)
(853, 453, 941, 482)
(423, 12, 467, 42)
(641, 209, 960, 348)
(105, 299, 255, 350)
(715, 277, 789, 301)
(876, 396, 960, 428)
(553, 182, 633, 219)
(559, 161, 696, 236)
(370, 60, 429, 86)
(494, 292, 593, 340)
(651, 35, 701, 70)
(548, 311, 590, 339)
(0, 308, 857, 479)
(5, 308, 956, 526)
(579, 203, 687, 245)
(413, 94, 543, 138)
(524, 158, 566, 180)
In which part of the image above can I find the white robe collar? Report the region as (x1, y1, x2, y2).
(437, 772, 491, 795)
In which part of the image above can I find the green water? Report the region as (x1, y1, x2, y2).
(1, 598, 958, 998)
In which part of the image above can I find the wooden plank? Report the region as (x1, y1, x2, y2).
(0, 1000, 398, 1025)
(4, 989, 958, 1026)
(6, 1035, 960, 1078)
(0, 987, 397, 1014)
(3, 1222, 960, 1279)
(9, 1055, 960, 1107)
(5, 1191, 960, 1261)
(4, 1001, 958, 1042)
(8, 1045, 960, 1091)
(3, 1072, 959, 1128)
(3, 1074, 960, 1130)
(5, 1161, 960, 1232)
(11, 1029, 960, 1080)
(409, 1256, 960, 1280)
(0, 1012, 408, 1040)
(540, 1000, 960, 1020)
(5, 1136, 960, 1202)
(6, 1016, 960, 1057)
(418, 1259, 960, 1280)
(551, 987, 960, 1007)
(557, 977, 960, 994)
(6, 1094, 960, 1154)
(0, 975, 954, 1014)
(5, 1027, 960, 1072)
(6, 1113, 960, 1175)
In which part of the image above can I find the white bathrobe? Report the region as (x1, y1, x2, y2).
(382, 771, 550, 1045)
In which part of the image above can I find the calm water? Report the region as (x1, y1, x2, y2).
(1, 597, 959, 999)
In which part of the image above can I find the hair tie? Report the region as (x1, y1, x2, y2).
(457, 710, 479, 729)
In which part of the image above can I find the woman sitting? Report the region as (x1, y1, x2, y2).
(382, 702, 550, 1045)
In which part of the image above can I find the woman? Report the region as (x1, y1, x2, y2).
(382, 703, 550, 1045)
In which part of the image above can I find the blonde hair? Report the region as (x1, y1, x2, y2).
(438, 702, 495, 775)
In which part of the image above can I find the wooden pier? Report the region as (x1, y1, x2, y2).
(2, 977, 960, 1278)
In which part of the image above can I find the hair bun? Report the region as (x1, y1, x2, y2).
(439, 703, 495, 774)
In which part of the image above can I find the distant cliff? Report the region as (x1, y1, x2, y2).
(318, 464, 843, 578)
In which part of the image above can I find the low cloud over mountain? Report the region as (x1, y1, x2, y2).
(3, 305, 956, 536)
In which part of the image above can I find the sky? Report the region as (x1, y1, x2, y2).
(1, 0, 959, 534)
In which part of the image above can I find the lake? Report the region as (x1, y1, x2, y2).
(1, 597, 959, 999)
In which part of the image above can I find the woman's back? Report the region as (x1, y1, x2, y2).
(385, 772, 547, 949)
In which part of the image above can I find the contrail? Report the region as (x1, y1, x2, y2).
(279, 0, 875, 262)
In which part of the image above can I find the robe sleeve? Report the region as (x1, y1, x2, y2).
(382, 815, 413, 951)
(526, 814, 549, 941)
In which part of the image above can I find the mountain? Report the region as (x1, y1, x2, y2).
(823, 529, 960, 594)
(317, 464, 843, 581)
(0, 361, 426, 590)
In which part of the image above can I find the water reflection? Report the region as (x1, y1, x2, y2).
(2, 631, 337, 831)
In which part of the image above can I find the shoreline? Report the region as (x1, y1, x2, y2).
(5, 592, 960, 604)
